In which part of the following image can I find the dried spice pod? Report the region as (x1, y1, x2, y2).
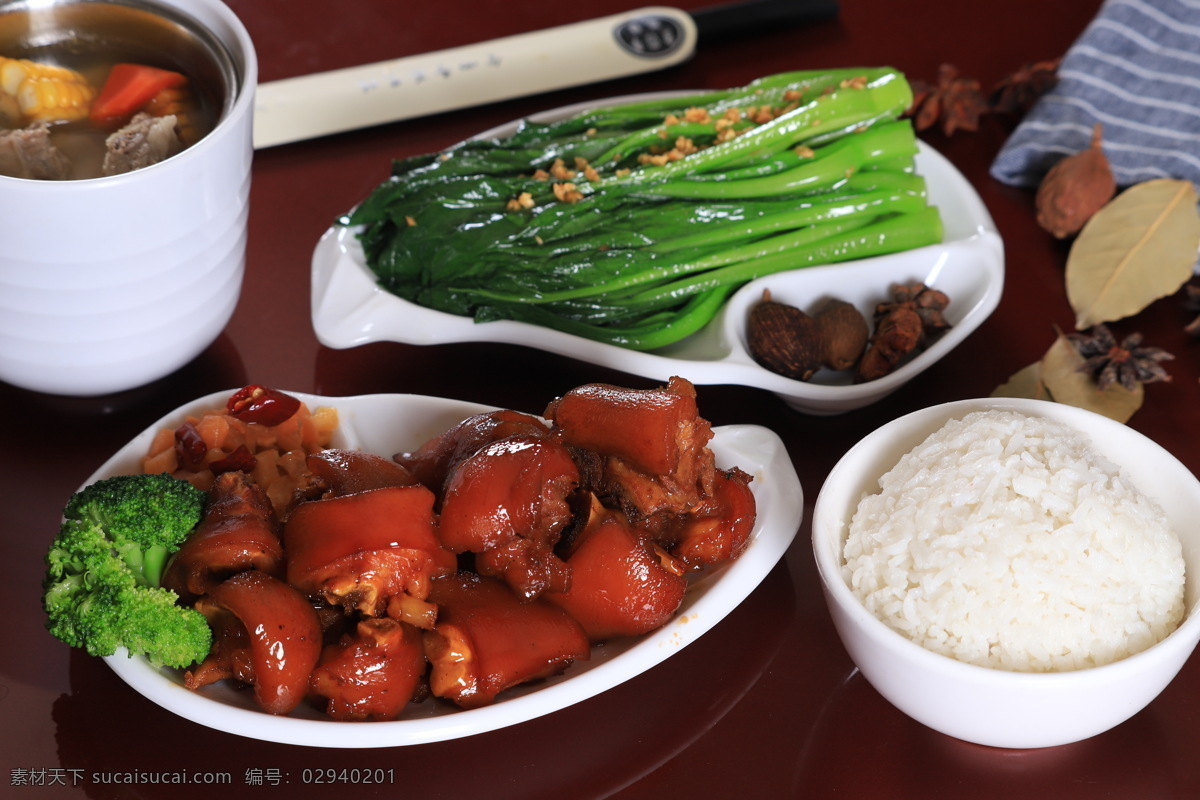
(876, 281, 952, 334)
(1035, 123, 1116, 239)
(813, 298, 869, 371)
(856, 306, 924, 382)
(746, 290, 823, 381)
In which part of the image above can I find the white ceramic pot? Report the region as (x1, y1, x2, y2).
(0, 0, 256, 396)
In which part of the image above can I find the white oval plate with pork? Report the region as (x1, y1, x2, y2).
(95, 389, 803, 747)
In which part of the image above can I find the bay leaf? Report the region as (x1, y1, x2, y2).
(1039, 333, 1143, 423)
(1065, 178, 1200, 329)
(991, 361, 1053, 401)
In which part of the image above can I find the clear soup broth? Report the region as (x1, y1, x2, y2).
(0, 0, 237, 180)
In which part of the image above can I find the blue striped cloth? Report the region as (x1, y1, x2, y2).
(990, 0, 1200, 189)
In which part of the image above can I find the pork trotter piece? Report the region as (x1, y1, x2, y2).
(547, 502, 688, 642)
(309, 618, 427, 721)
(438, 435, 580, 600)
(424, 573, 589, 709)
(666, 467, 757, 569)
(395, 409, 550, 501)
(305, 448, 418, 497)
(186, 570, 322, 715)
(284, 485, 456, 628)
(545, 376, 716, 520)
(162, 471, 284, 603)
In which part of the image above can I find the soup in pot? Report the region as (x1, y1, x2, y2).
(0, 0, 236, 180)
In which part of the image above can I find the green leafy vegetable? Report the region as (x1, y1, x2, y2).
(344, 68, 944, 350)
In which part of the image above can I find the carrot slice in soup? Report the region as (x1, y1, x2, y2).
(90, 63, 187, 126)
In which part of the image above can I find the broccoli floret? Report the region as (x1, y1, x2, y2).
(63, 472, 206, 586)
(43, 474, 212, 669)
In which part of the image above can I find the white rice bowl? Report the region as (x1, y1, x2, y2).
(841, 409, 1186, 673)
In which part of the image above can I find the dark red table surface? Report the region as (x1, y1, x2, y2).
(6, 1, 1200, 797)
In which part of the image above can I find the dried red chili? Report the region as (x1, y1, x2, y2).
(226, 385, 301, 427)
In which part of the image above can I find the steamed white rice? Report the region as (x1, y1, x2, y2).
(842, 409, 1186, 672)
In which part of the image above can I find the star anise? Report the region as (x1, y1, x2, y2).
(906, 64, 988, 136)
(1067, 325, 1173, 392)
(990, 58, 1062, 115)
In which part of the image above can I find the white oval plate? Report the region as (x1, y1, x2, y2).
(96, 390, 803, 747)
(311, 93, 1004, 415)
